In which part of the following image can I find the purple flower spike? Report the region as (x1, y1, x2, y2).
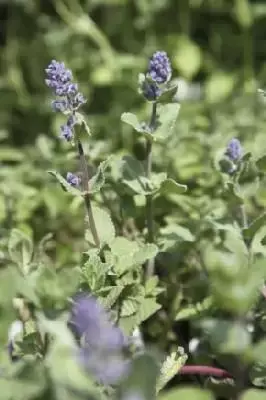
(45, 59, 87, 140)
(226, 138, 243, 162)
(148, 51, 172, 84)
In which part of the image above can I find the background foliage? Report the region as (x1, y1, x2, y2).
(1, 0, 266, 399)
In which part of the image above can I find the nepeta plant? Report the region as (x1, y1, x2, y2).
(4, 51, 266, 400)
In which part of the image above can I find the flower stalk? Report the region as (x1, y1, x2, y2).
(77, 139, 100, 248)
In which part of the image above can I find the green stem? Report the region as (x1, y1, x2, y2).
(145, 102, 157, 278)
(240, 204, 248, 230)
(77, 139, 100, 248)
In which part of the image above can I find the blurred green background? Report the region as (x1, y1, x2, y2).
(1, 0, 266, 267)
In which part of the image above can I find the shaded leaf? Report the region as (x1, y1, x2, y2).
(88, 157, 112, 194)
(85, 205, 115, 246)
(135, 298, 161, 325)
(8, 229, 33, 274)
(120, 155, 153, 195)
(159, 178, 187, 195)
(175, 297, 213, 321)
(159, 388, 214, 400)
(155, 103, 181, 140)
(243, 212, 266, 240)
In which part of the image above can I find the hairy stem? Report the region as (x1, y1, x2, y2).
(179, 365, 232, 379)
(145, 102, 157, 278)
(77, 139, 100, 248)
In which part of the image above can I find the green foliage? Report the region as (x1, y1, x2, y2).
(2, 1, 266, 399)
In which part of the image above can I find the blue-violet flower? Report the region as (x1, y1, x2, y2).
(45, 60, 86, 140)
(142, 80, 161, 101)
(66, 172, 80, 187)
(69, 293, 129, 385)
(225, 138, 243, 162)
(148, 51, 172, 84)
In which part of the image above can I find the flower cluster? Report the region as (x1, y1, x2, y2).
(225, 138, 243, 162)
(45, 60, 86, 141)
(66, 172, 80, 187)
(220, 138, 243, 175)
(69, 293, 129, 385)
(148, 51, 172, 84)
(140, 50, 172, 102)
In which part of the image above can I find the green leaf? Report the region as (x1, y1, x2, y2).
(159, 388, 214, 400)
(156, 348, 188, 393)
(157, 82, 179, 104)
(241, 389, 266, 400)
(88, 156, 112, 194)
(81, 253, 108, 292)
(75, 111, 91, 135)
(224, 182, 244, 205)
(120, 353, 159, 400)
(159, 178, 187, 195)
(0, 147, 24, 162)
(234, 0, 253, 28)
(109, 237, 158, 275)
(135, 298, 161, 325)
(200, 319, 251, 354)
(256, 155, 266, 173)
(121, 112, 142, 132)
(120, 155, 153, 195)
(243, 212, 266, 240)
(134, 243, 158, 265)
(206, 72, 235, 103)
(98, 285, 124, 309)
(155, 103, 180, 140)
(85, 205, 115, 246)
(48, 170, 81, 196)
(159, 224, 195, 251)
(8, 229, 33, 274)
(121, 298, 139, 317)
(175, 297, 213, 321)
(121, 112, 156, 142)
(173, 36, 202, 79)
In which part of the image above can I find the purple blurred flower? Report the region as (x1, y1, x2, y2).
(60, 124, 73, 141)
(69, 293, 127, 350)
(225, 138, 243, 162)
(79, 348, 130, 385)
(148, 51, 172, 84)
(69, 293, 130, 385)
(66, 172, 80, 187)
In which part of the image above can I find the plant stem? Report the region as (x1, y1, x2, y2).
(240, 204, 248, 230)
(179, 365, 232, 379)
(77, 139, 100, 248)
(145, 102, 157, 278)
